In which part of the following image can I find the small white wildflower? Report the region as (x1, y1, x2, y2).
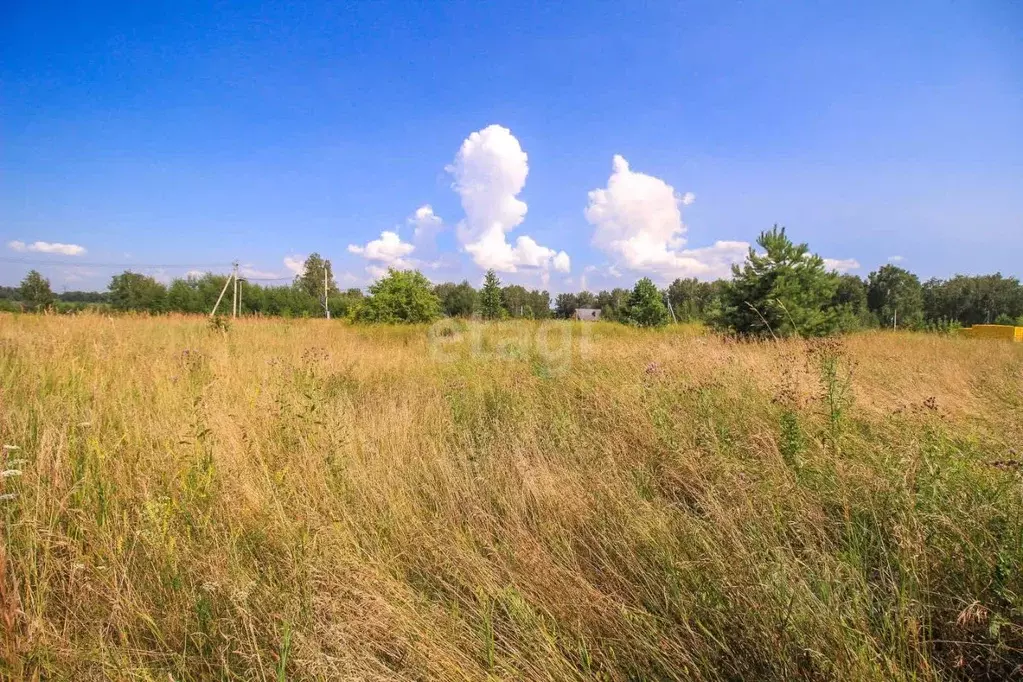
(1, 470, 22, 479)
(0, 493, 17, 502)
(5, 459, 26, 467)
(2, 445, 20, 451)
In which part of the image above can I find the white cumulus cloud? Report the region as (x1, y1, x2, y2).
(585, 155, 748, 281)
(448, 124, 570, 274)
(348, 231, 414, 263)
(888, 255, 904, 263)
(8, 240, 87, 256)
(348, 231, 416, 279)
(409, 205, 443, 241)
(823, 257, 861, 273)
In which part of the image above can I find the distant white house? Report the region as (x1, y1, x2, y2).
(574, 308, 601, 321)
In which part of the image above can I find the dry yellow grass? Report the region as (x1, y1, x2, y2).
(1, 314, 1021, 680)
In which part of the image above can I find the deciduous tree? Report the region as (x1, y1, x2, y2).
(351, 269, 440, 324)
(625, 278, 670, 327)
(19, 270, 54, 310)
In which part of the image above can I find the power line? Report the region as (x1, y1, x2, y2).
(0, 257, 233, 268)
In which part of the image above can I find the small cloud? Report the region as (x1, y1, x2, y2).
(8, 240, 86, 256)
(57, 266, 100, 284)
(150, 268, 171, 284)
(348, 231, 414, 263)
(186, 270, 206, 279)
(240, 265, 281, 280)
(365, 264, 388, 280)
(283, 255, 306, 276)
(349, 231, 416, 277)
(888, 255, 904, 263)
(408, 205, 443, 241)
(823, 257, 861, 273)
(552, 251, 571, 273)
(681, 192, 696, 206)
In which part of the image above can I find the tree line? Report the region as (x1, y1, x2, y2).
(4, 229, 1023, 336)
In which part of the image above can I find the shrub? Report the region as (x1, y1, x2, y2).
(351, 269, 441, 324)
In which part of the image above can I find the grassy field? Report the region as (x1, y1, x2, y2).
(1, 314, 1021, 680)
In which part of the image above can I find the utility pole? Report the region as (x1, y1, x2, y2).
(232, 261, 239, 318)
(211, 269, 233, 317)
(665, 294, 678, 324)
(324, 263, 331, 320)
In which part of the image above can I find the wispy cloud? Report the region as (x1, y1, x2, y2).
(240, 265, 282, 280)
(823, 257, 861, 273)
(283, 255, 305, 276)
(8, 240, 87, 256)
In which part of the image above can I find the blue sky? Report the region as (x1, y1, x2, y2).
(2, 0, 1021, 293)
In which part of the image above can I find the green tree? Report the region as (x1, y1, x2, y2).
(667, 278, 726, 321)
(58, 290, 108, 304)
(831, 274, 872, 330)
(575, 291, 597, 310)
(867, 265, 924, 329)
(923, 274, 1023, 326)
(327, 288, 364, 319)
(501, 284, 532, 318)
(527, 289, 552, 319)
(167, 278, 203, 313)
(434, 281, 478, 317)
(351, 269, 440, 324)
(554, 292, 579, 319)
(666, 278, 701, 320)
(19, 270, 54, 310)
(479, 269, 504, 320)
(109, 271, 168, 312)
(624, 278, 670, 327)
(596, 288, 630, 322)
(716, 226, 840, 337)
(296, 253, 338, 301)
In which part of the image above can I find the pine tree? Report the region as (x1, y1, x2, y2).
(716, 226, 840, 337)
(479, 269, 504, 320)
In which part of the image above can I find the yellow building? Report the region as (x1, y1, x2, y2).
(960, 325, 1023, 342)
